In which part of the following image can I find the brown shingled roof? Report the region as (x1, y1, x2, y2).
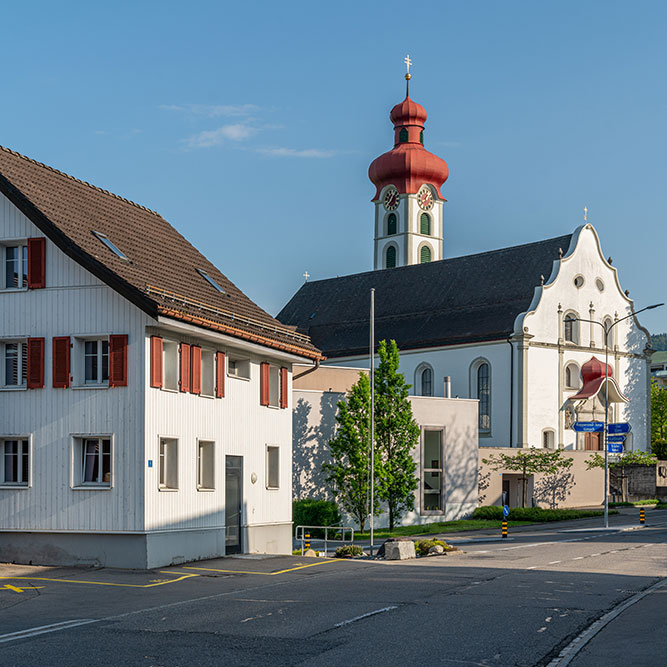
(0, 145, 321, 360)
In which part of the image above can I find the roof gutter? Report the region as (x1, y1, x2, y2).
(294, 358, 322, 380)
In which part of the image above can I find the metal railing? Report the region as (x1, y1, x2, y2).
(294, 525, 355, 556)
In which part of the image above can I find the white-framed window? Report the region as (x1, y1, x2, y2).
(269, 366, 280, 407)
(163, 339, 179, 391)
(421, 429, 444, 514)
(542, 429, 555, 449)
(3, 243, 28, 289)
(1, 438, 30, 487)
(197, 440, 215, 490)
(74, 337, 109, 386)
(72, 436, 112, 487)
(228, 356, 250, 380)
(266, 445, 279, 489)
(415, 364, 434, 396)
(470, 358, 491, 433)
(201, 349, 215, 397)
(564, 312, 579, 345)
(159, 437, 178, 490)
(602, 316, 614, 348)
(564, 362, 580, 390)
(2, 340, 27, 388)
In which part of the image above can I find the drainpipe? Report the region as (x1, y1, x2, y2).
(507, 337, 514, 447)
(293, 358, 321, 380)
(443, 376, 451, 398)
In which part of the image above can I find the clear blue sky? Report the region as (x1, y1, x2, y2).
(2, 1, 666, 334)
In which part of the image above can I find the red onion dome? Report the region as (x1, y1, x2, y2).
(581, 357, 613, 383)
(369, 95, 449, 201)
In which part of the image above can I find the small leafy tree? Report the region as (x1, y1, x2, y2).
(323, 372, 378, 532)
(374, 340, 420, 530)
(586, 450, 657, 502)
(651, 380, 667, 445)
(482, 449, 574, 508)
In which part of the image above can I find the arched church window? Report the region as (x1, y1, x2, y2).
(420, 366, 433, 396)
(399, 128, 408, 143)
(420, 245, 431, 264)
(603, 316, 614, 348)
(542, 430, 555, 449)
(387, 213, 397, 236)
(565, 363, 580, 389)
(477, 362, 491, 431)
(385, 245, 397, 269)
(564, 313, 579, 345)
(420, 213, 431, 235)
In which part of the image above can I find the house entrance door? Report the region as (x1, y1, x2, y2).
(225, 456, 243, 554)
(584, 433, 602, 450)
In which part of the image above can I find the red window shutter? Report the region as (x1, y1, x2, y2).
(260, 362, 270, 406)
(179, 343, 191, 392)
(150, 336, 163, 388)
(52, 336, 71, 388)
(191, 346, 202, 394)
(27, 237, 46, 289)
(109, 334, 128, 387)
(279, 367, 288, 409)
(26, 338, 45, 389)
(216, 351, 225, 398)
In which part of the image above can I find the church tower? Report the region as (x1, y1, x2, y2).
(368, 61, 449, 270)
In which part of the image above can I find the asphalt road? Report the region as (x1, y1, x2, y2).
(1, 511, 666, 667)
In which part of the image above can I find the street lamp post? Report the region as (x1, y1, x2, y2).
(574, 303, 663, 528)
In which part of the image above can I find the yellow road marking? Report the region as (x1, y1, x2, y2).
(1, 584, 45, 593)
(184, 559, 342, 576)
(0, 573, 198, 589)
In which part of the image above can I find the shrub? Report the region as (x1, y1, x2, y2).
(651, 439, 667, 460)
(414, 538, 450, 556)
(334, 544, 364, 558)
(293, 499, 341, 538)
(472, 506, 617, 522)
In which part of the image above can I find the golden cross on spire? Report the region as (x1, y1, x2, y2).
(404, 54, 412, 76)
(584, 206, 588, 223)
(404, 55, 412, 95)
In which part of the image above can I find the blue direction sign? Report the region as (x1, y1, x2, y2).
(608, 422, 631, 434)
(503, 505, 510, 517)
(607, 435, 626, 443)
(573, 421, 605, 433)
(608, 442, 624, 453)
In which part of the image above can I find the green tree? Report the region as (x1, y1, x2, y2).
(586, 450, 657, 502)
(482, 449, 574, 508)
(650, 332, 667, 351)
(651, 380, 667, 445)
(374, 340, 420, 530)
(323, 372, 378, 532)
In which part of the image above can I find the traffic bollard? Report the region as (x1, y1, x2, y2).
(501, 520, 508, 538)
(305, 532, 311, 550)
(639, 508, 645, 525)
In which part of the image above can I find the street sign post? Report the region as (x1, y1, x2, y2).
(573, 421, 605, 432)
(607, 434, 626, 443)
(608, 422, 631, 434)
(608, 442, 624, 454)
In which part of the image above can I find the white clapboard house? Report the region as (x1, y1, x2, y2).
(0, 146, 321, 569)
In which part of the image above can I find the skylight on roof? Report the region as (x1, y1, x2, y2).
(196, 268, 226, 294)
(92, 230, 129, 261)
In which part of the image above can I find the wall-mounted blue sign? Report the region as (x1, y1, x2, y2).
(573, 421, 605, 432)
(608, 422, 631, 434)
(608, 442, 624, 453)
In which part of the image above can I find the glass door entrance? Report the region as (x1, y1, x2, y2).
(225, 456, 243, 554)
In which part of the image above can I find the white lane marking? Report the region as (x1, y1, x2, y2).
(548, 561, 561, 565)
(0, 619, 96, 644)
(538, 626, 547, 633)
(333, 605, 398, 628)
(527, 566, 538, 570)
(547, 578, 667, 666)
(573, 557, 585, 560)
(590, 553, 601, 557)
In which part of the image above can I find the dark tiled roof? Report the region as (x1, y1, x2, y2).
(277, 234, 573, 357)
(0, 146, 320, 360)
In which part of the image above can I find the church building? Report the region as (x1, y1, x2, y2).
(278, 72, 653, 456)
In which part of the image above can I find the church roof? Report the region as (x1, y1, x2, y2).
(0, 145, 321, 360)
(277, 234, 573, 358)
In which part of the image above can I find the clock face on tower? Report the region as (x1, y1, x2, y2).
(417, 187, 434, 211)
(383, 187, 399, 211)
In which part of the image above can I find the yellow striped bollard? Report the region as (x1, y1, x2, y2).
(305, 532, 311, 550)
(501, 520, 508, 538)
(639, 508, 645, 525)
